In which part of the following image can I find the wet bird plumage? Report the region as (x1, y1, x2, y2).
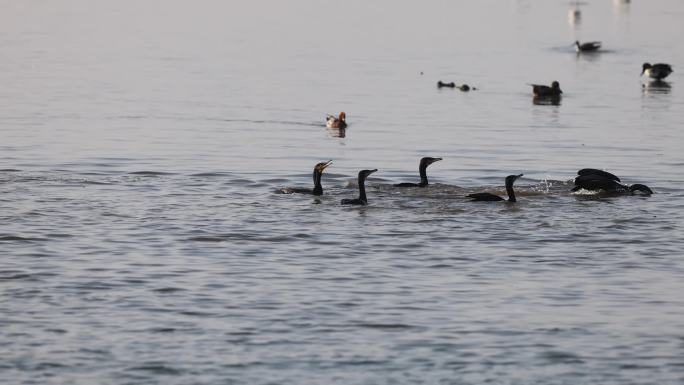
(467, 174, 523, 202)
(341, 169, 377, 205)
(280, 160, 333, 196)
(572, 169, 653, 195)
(394, 157, 442, 188)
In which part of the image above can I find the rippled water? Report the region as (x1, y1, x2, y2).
(2, 1, 684, 384)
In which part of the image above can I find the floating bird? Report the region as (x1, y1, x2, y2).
(641, 63, 673, 80)
(467, 174, 523, 202)
(530, 81, 562, 97)
(575, 40, 601, 52)
(326, 112, 347, 129)
(341, 169, 377, 205)
(437, 81, 456, 88)
(572, 168, 653, 195)
(459, 84, 471, 91)
(394, 157, 442, 187)
(279, 160, 333, 196)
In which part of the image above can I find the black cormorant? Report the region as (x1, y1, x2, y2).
(326, 112, 347, 129)
(437, 81, 456, 88)
(467, 174, 523, 202)
(280, 160, 333, 196)
(575, 40, 601, 52)
(641, 63, 673, 80)
(394, 157, 442, 187)
(530, 81, 562, 97)
(572, 168, 653, 195)
(341, 169, 377, 205)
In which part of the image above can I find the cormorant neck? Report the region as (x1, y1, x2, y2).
(506, 180, 516, 202)
(312, 170, 323, 195)
(358, 175, 368, 202)
(418, 164, 428, 187)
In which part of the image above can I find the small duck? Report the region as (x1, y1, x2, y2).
(530, 81, 562, 97)
(641, 63, 673, 80)
(326, 112, 347, 129)
(437, 81, 456, 88)
(575, 40, 601, 52)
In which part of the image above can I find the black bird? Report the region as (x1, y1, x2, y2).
(575, 40, 601, 52)
(437, 81, 456, 88)
(341, 169, 378, 205)
(572, 168, 653, 195)
(530, 81, 562, 97)
(467, 174, 523, 202)
(394, 157, 442, 187)
(279, 160, 333, 196)
(641, 63, 673, 80)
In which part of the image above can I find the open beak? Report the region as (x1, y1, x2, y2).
(322, 160, 333, 170)
(516, 173, 524, 179)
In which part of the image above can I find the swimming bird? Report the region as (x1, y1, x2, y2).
(572, 168, 653, 195)
(530, 81, 562, 97)
(394, 157, 442, 187)
(326, 112, 347, 129)
(279, 160, 333, 196)
(575, 40, 601, 52)
(467, 174, 523, 202)
(437, 81, 456, 88)
(641, 63, 673, 80)
(341, 169, 377, 205)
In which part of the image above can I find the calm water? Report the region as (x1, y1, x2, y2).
(2, 1, 684, 384)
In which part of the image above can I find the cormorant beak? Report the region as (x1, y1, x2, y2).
(322, 160, 333, 170)
(515, 173, 524, 179)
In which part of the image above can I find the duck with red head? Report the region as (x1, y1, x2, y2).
(326, 112, 347, 129)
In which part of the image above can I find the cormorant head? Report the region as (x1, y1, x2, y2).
(575, 40, 580, 47)
(629, 183, 653, 195)
(505, 174, 523, 185)
(339, 112, 346, 122)
(419, 157, 442, 168)
(359, 169, 378, 181)
(641, 62, 652, 75)
(314, 160, 333, 174)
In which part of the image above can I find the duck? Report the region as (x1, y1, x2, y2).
(326, 112, 347, 129)
(641, 63, 673, 80)
(437, 81, 456, 88)
(575, 40, 601, 52)
(530, 81, 562, 97)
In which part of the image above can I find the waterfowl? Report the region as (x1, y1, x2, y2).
(575, 40, 601, 52)
(341, 169, 377, 205)
(467, 174, 523, 202)
(326, 112, 347, 129)
(641, 63, 673, 80)
(530, 81, 562, 97)
(279, 160, 333, 196)
(394, 157, 442, 187)
(572, 168, 653, 195)
(437, 81, 456, 88)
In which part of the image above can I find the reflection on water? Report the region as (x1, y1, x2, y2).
(533, 95, 562, 106)
(327, 126, 346, 138)
(642, 80, 672, 95)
